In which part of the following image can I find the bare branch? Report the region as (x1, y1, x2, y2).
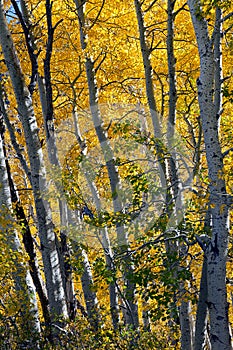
(173, 2, 188, 18)
(0, 83, 31, 183)
(223, 147, 233, 158)
(221, 11, 233, 23)
(89, 0, 106, 30)
(94, 52, 107, 73)
(10, 0, 38, 95)
(144, 0, 158, 13)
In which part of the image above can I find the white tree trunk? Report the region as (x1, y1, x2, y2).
(14, 0, 76, 320)
(0, 119, 41, 342)
(73, 0, 139, 329)
(73, 107, 119, 328)
(67, 207, 101, 329)
(188, 1, 231, 349)
(194, 256, 208, 350)
(0, 82, 51, 328)
(0, 1, 68, 324)
(167, 1, 193, 348)
(80, 249, 100, 330)
(180, 300, 192, 350)
(39, 4, 76, 315)
(134, 0, 162, 138)
(135, 1, 193, 346)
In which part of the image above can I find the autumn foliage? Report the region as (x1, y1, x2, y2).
(0, 0, 233, 349)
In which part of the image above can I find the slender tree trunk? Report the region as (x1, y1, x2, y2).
(80, 249, 100, 330)
(180, 299, 192, 350)
(167, 2, 193, 348)
(14, 0, 77, 320)
(73, 0, 139, 329)
(194, 256, 208, 350)
(38, 0, 76, 317)
(73, 106, 119, 329)
(214, 7, 223, 124)
(134, 0, 162, 138)
(142, 289, 151, 332)
(6, 154, 51, 329)
(135, 1, 193, 346)
(188, 2, 231, 349)
(0, 1, 68, 326)
(0, 86, 31, 182)
(0, 116, 41, 344)
(67, 209, 101, 329)
(0, 82, 51, 328)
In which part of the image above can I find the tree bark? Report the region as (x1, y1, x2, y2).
(67, 208, 101, 329)
(0, 0, 68, 325)
(0, 81, 51, 328)
(134, 0, 162, 138)
(0, 116, 41, 344)
(180, 299, 192, 350)
(188, 2, 231, 349)
(80, 249, 100, 331)
(40, 0, 76, 319)
(167, 2, 193, 348)
(194, 256, 208, 350)
(72, 106, 119, 329)
(14, 0, 77, 321)
(73, 0, 139, 329)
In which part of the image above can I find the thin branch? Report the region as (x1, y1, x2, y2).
(127, 233, 191, 256)
(10, 0, 38, 95)
(54, 18, 63, 30)
(0, 83, 32, 183)
(173, 2, 188, 18)
(94, 52, 107, 73)
(224, 23, 233, 35)
(88, 0, 105, 30)
(221, 11, 233, 23)
(144, 0, 158, 13)
(223, 147, 233, 158)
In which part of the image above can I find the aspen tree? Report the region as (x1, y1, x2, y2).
(0, 115, 40, 345)
(73, 0, 139, 329)
(0, 0, 68, 328)
(188, 1, 232, 348)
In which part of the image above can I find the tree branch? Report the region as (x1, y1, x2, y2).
(223, 147, 233, 158)
(10, 0, 38, 95)
(88, 0, 105, 30)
